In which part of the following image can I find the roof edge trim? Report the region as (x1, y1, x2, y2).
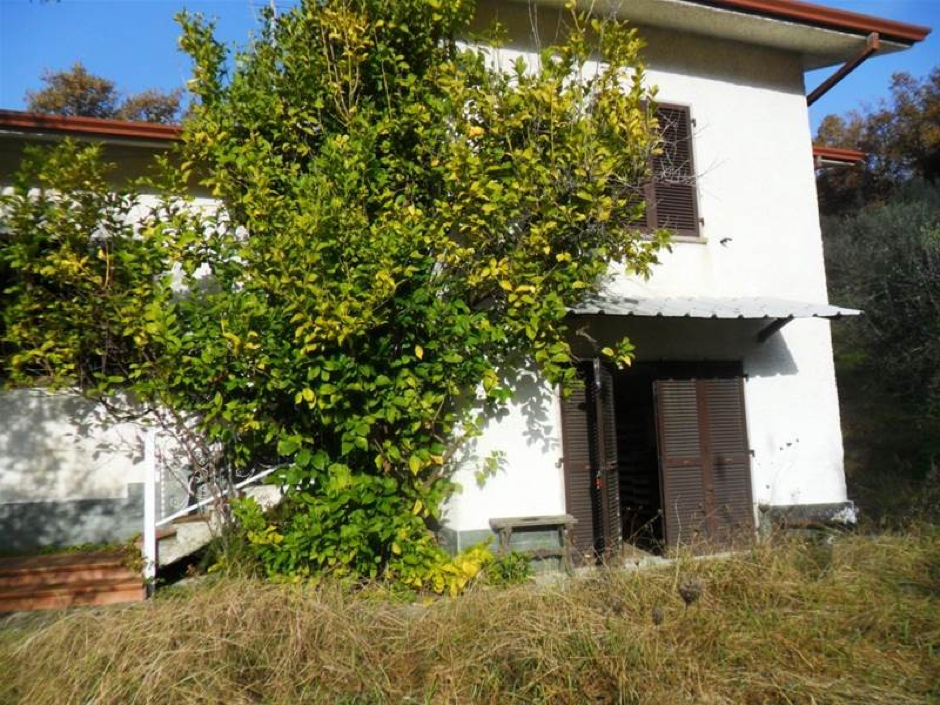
(812, 145, 865, 165)
(0, 110, 182, 142)
(688, 0, 930, 45)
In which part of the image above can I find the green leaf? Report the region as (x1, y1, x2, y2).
(277, 438, 299, 456)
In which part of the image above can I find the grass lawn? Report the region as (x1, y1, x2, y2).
(1, 526, 938, 704)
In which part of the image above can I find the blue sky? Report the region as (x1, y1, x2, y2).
(0, 0, 936, 133)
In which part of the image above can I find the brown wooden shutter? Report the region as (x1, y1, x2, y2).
(704, 378, 755, 545)
(560, 361, 621, 561)
(560, 365, 599, 561)
(649, 105, 699, 237)
(594, 361, 621, 553)
(655, 379, 708, 548)
(655, 375, 754, 550)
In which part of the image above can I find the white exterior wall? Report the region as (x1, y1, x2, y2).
(444, 369, 566, 533)
(0, 192, 216, 548)
(0, 389, 148, 503)
(445, 13, 848, 534)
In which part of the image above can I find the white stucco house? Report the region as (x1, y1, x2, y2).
(0, 0, 930, 561)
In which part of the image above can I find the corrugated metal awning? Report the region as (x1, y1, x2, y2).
(570, 294, 861, 342)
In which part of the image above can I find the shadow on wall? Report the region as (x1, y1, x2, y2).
(448, 365, 560, 487)
(0, 492, 145, 553)
(500, 364, 558, 454)
(0, 389, 145, 551)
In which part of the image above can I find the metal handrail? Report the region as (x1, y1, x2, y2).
(141, 429, 280, 591)
(155, 466, 279, 528)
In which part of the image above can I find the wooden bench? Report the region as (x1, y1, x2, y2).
(488, 514, 577, 575)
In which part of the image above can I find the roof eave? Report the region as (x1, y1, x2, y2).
(0, 110, 181, 145)
(693, 0, 930, 46)
(812, 145, 865, 168)
(520, 0, 930, 70)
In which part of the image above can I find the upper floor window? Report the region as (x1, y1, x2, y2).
(644, 104, 699, 239)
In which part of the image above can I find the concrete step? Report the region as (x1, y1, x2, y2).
(153, 484, 283, 568)
(157, 514, 214, 567)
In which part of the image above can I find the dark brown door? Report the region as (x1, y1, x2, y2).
(560, 361, 621, 562)
(655, 376, 754, 550)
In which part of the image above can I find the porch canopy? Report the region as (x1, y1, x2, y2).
(570, 294, 861, 342)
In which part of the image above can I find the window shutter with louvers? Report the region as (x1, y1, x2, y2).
(560, 362, 622, 563)
(560, 366, 599, 562)
(594, 361, 622, 554)
(655, 379, 709, 548)
(704, 378, 754, 545)
(649, 104, 699, 238)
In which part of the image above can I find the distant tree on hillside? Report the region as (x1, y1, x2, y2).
(116, 89, 184, 124)
(822, 181, 940, 518)
(815, 65, 940, 216)
(25, 62, 183, 124)
(817, 65, 940, 519)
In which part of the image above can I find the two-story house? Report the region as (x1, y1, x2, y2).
(441, 0, 929, 560)
(0, 0, 930, 562)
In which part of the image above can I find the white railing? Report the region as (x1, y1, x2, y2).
(142, 429, 158, 588)
(141, 429, 279, 592)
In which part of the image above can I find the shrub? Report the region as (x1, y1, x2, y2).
(484, 550, 532, 586)
(0, 0, 666, 587)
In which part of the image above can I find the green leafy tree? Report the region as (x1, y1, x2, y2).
(2, 0, 666, 587)
(25, 62, 183, 124)
(823, 181, 940, 518)
(816, 65, 940, 518)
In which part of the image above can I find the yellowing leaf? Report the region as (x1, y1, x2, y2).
(415, 345, 424, 359)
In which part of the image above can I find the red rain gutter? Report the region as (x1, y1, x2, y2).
(691, 0, 930, 46)
(813, 145, 865, 168)
(0, 110, 181, 142)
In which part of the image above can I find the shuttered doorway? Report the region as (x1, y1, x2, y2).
(562, 361, 754, 559)
(655, 373, 755, 550)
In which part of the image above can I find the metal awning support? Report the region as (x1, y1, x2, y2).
(570, 294, 861, 343)
(757, 316, 794, 343)
(807, 33, 880, 106)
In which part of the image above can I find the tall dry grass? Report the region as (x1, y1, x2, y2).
(1, 527, 938, 704)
